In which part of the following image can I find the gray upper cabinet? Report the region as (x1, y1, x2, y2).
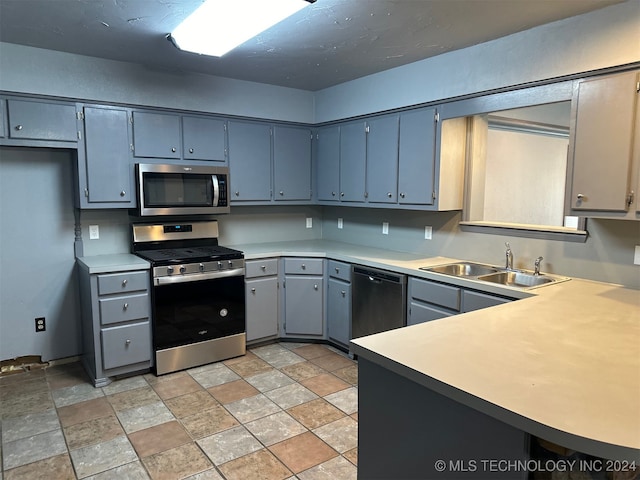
(132, 111, 181, 159)
(339, 121, 367, 202)
(366, 115, 399, 204)
(182, 115, 226, 162)
(316, 125, 341, 201)
(568, 69, 639, 217)
(273, 125, 312, 201)
(5, 98, 77, 143)
(398, 108, 437, 205)
(79, 105, 134, 207)
(228, 120, 272, 202)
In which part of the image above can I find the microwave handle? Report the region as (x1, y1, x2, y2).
(212, 175, 220, 207)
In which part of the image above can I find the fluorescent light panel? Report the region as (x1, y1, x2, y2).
(171, 0, 310, 57)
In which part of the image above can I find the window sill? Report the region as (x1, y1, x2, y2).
(459, 221, 588, 243)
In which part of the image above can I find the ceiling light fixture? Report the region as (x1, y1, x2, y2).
(169, 0, 315, 58)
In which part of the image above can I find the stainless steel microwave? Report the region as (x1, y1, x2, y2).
(136, 163, 230, 216)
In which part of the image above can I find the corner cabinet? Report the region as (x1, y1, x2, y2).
(245, 259, 279, 344)
(281, 258, 325, 338)
(78, 262, 153, 387)
(566, 69, 640, 219)
(76, 105, 135, 208)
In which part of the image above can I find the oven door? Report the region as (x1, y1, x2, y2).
(152, 271, 245, 353)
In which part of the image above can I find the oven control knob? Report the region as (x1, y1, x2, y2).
(179, 266, 186, 274)
(167, 266, 174, 274)
(217, 261, 223, 269)
(199, 263, 205, 272)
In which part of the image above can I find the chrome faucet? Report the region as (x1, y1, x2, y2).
(505, 242, 513, 270)
(534, 256, 544, 276)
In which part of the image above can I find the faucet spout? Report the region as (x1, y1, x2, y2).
(534, 256, 544, 276)
(505, 242, 513, 270)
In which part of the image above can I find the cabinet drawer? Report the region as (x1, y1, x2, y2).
(7, 99, 77, 142)
(98, 271, 148, 295)
(408, 300, 454, 326)
(328, 260, 351, 282)
(101, 321, 151, 370)
(284, 258, 323, 275)
(245, 259, 278, 278)
(409, 277, 460, 311)
(99, 294, 150, 326)
(461, 290, 512, 312)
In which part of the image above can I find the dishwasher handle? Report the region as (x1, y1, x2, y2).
(352, 266, 407, 285)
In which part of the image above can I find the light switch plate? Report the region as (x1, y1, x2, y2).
(634, 246, 640, 265)
(338, 218, 343, 229)
(89, 225, 99, 240)
(424, 226, 433, 240)
(382, 222, 389, 235)
(306, 217, 312, 229)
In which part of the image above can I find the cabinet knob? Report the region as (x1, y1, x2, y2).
(577, 193, 585, 199)
(251, 288, 256, 293)
(123, 303, 128, 310)
(189, 148, 194, 153)
(15, 124, 23, 131)
(335, 267, 339, 274)
(171, 147, 176, 153)
(400, 192, 406, 198)
(279, 191, 284, 196)
(387, 192, 392, 198)
(332, 191, 336, 196)
(235, 191, 240, 196)
(260, 265, 266, 270)
(340, 192, 344, 197)
(122, 279, 128, 286)
(120, 190, 126, 197)
(314, 284, 318, 290)
(125, 339, 131, 346)
(341, 290, 346, 297)
(301, 264, 306, 269)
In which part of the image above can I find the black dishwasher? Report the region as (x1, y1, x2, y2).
(351, 265, 407, 339)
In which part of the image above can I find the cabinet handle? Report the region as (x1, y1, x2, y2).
(387, 192, 392, 198)
(341, 290, 346, 297)
(251, 288, 256, 293)
(260, 265, 266, 270)
(577, 194, 585, 199)
(340, 192, 345, 197)
(332, 191, 336, 196)
(171, 147, 176, 153)
(15, 124, 23, 131)
(314, 284, 318, 290)
(400, 192, 406, 198)
(123, 303, 128, 310)
(335, 267, 339, 274)
(235, 191, 240, 196)
(122, 279, 128, 286)
(120, 190, 126, 197)
(279, 191, 284, 195)
(301, 264, 306, 269)
(189, 148, 194, 153)
(125, 339, 131, 346)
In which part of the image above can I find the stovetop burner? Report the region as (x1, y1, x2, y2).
(135, 245, 243, 264)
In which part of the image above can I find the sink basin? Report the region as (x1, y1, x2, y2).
(477, 271, 555, 288)
(421, 262, 499, 277)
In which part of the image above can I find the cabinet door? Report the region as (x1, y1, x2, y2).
(7, 99, 77, 142)
(366, 115, 399, 203)
(83, 106, 134, 205)
(284, 276, 324, 336)
(132, 111, 181, 158)
(101, 321, 151, 370)
(570, 71, 638, 212)
(407, 300, 454, 326)
(316, 125, 341, 201)
(461, 290, 512, 313)
(183, 116, 226, 162)
(228, 121, 272, 202)
(327, 278, 350, 346)
(398, 108, 437, 205)
(339, 121, 367, 202)
(246, 276, 279, 342)
(273, 126, 312, 201)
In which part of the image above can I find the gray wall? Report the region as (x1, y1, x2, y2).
(321, 207, 640, 289)
(0, 147, 81, 362)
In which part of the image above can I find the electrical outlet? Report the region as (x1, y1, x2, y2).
(338, 218, 343, 229)
(634, 246, 640, 265)
(89, 224, 100, 240)
(306, 217, 313, 229)
(382, 222, 389, 235)
(424, 226, 433, 240)
(35, 317, 46, 332)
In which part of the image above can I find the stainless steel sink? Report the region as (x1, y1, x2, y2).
(477, 271, 555, 288)
(420, 262, 499, 277)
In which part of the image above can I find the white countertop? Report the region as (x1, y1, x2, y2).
(232, 239, 640, 462)
(76, 254, 150, 273)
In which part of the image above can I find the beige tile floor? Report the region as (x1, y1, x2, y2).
(0, 342, 358, 480)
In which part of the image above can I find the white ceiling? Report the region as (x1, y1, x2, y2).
(0, 0, 625, 91)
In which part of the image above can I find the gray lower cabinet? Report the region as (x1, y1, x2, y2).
(228, 120, 272, 202)
(282, 258, 325, 337)
(408, 277, 514, 325)
(77, 105, 135, 207)
(1, 98, 78, 145)
(78, 266, 152, 387)
(327, 260, 351, 347)
(245, 259, 279, 343)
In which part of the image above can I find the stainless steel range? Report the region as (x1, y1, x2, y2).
(132, 220, 245, 375)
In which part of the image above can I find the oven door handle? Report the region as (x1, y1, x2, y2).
(155, 267, 244, 286)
